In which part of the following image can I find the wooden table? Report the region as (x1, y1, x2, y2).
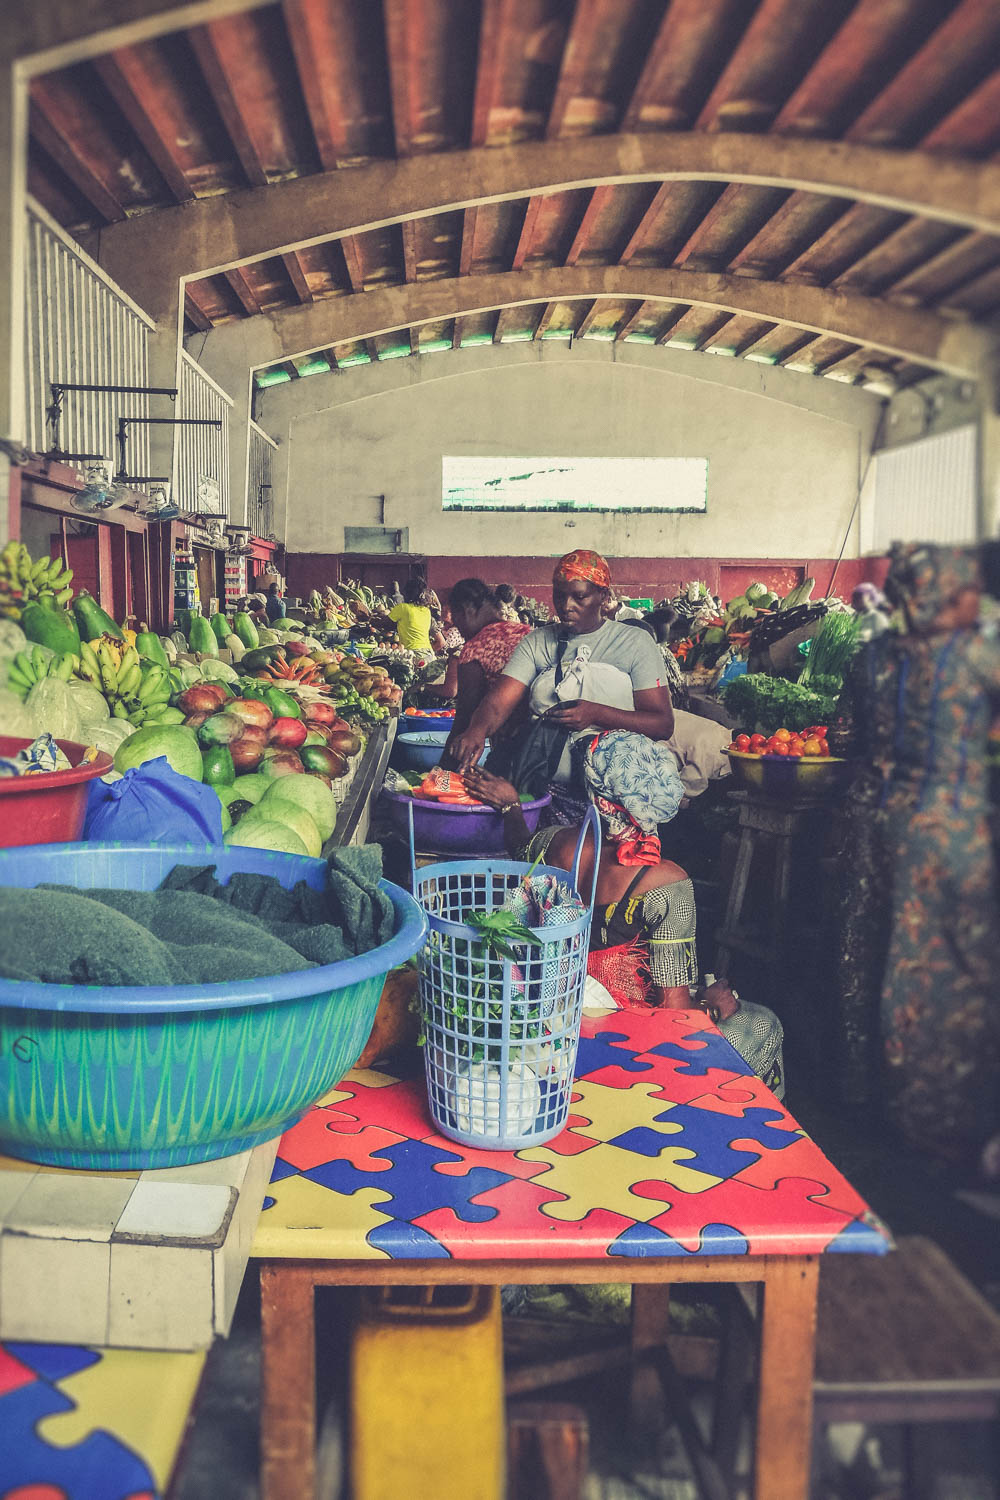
(251, 1008, 890, 1500)
(0, 1340, 205, 1498)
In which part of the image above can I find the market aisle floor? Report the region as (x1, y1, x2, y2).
(172, 1075, 1000, 1500)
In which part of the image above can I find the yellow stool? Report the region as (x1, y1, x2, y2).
(349, 1284, 505, 1500)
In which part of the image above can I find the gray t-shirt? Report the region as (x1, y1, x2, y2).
(503, 621, 665, 695)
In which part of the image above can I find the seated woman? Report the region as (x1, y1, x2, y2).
(464, 765, 784, 1096)
(448, 549, 682, 855)
(430, 578, 533, 741)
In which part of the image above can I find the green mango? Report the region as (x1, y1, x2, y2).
(209, 612, 231, 645)
(188, 614, 219, 657)
(135, 629, 169, 669)
(73, 591, 123, 643)
(240, 645, 282, 673)
(202, 744, 236, 788)
(21, 597, 81, 655)
(262, 686, 301, 720)
(232, 612, 260, 651)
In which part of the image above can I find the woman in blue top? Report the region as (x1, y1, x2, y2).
(449, 549, 682, 861)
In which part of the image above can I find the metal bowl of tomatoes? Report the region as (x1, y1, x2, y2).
(725, 726, 848, 797)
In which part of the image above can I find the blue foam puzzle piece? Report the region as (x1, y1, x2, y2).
(611, 1103, 798, 1179)
(646, 1031, 754, 1077)
(306, 1137, 508, 1224)
(575, 1032, 654, 1080)
(366, 1219, 453, 1258)
(6, 1343, 101, 1383)
(608, 1221, 750, 1258)
(0, 1377, 157, 1498)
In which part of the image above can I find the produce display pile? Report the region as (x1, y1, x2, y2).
(0, 541, 420, 856)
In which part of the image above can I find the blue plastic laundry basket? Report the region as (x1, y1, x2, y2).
(410, 805, 599, 1150)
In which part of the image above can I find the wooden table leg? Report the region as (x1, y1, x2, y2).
(260, 1264, 317, 1500)
(629, 1283, 672, 1449)
(753, 1256, 819, 1500)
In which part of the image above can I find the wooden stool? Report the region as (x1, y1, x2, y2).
(715, 789, 821, 988)
(507, 1402, 589, 1500)
(814, 1237, 1000, 1492)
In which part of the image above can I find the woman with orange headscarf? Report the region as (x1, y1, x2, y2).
(446, 549, 681, 862)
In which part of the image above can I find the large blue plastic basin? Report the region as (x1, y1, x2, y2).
(0, 843, 428, 1169)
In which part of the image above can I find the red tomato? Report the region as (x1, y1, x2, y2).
(771, 742, 790, 756)
(735, 734, 751, 752)
(749, 733, 767, 749)
(786, 744, 804, 757)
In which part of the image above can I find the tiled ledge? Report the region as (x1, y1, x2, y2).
(0, 1140, 278, 1350)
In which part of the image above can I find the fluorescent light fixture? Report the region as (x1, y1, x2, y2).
(256, 370, 291, 386)
(297, 359, 330, 376)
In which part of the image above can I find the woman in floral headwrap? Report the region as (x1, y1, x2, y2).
(447, 549, 681, 863)
(833, 542, 1000, 1173)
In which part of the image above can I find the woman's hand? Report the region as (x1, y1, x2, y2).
(541, 699, 606, 732)
(703, 980, 741, 1022)
(449, 727, 488, 772)
(462, 767, 519, 810)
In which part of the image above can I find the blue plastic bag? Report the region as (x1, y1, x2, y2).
(84, 757, 224, 845)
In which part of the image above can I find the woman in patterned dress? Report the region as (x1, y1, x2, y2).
(834, 542, 1000, 1171)
(442, 578, 532, 745)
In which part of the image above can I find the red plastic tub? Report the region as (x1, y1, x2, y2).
(0, 736, 113, 848)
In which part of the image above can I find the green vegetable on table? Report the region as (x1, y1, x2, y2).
(721, 672, 840, 737)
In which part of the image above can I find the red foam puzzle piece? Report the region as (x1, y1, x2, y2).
(637, 1173, 858, 1255)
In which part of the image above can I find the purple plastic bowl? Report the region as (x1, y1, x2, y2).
(380, 789, 552, 855)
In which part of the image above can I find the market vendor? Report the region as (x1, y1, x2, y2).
(449, 549, 677, 835)
(464, 765, 784, 1095)
(374, 578, 446, 654)
(437, 578, 531, 744)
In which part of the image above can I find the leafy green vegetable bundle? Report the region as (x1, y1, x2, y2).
(721, 672, 840, 736)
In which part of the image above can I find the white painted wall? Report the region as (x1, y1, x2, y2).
(249, 342, 881, 559)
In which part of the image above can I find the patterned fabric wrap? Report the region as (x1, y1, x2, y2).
(552, 549, 613, 590)
(458, 620, 532, 682)
(503, 874, 587, 1016)
(583, 729, 686, 863)
(833, 625, 1000, 1156)
(884, 542, 981, 633)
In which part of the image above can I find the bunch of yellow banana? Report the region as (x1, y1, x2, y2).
(5, 645, 79, 700)
(0, 541, 74, 616)
(76, 638, 174, 724)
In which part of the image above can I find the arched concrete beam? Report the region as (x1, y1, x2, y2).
(197, 265, 983, 378)
(93, 132, 1000, 304)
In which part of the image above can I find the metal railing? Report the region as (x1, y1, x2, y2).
(247, 419, 277, 538)
(176, 351, 232, 516)
(24, 197, 154, 478)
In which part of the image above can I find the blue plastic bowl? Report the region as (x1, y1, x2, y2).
(0, 843, 428, 1170)
(399, 712, 455, 733)
(392, 731, 489, 773)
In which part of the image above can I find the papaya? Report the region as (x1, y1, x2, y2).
(232, 612, 260, 651)
(209, 612, 231, 645)
(188, 614, 219, 657)
(202, 744, 236, 788)
(73, 591, 123, 643)
(262, 686, 301, 720)
(135, 629, 169, 669)
(21, 596, 81, 655)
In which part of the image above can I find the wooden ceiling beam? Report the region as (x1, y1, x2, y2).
(282, 251, 313, 304)
(573, 301, 606, 341)
(545, 0, 607, 139)
(469, 0, 507, 147)
(565, 186, 615, 267)
(339, 236, 366, 293)
(93, 50, 194, 204)
(620, 184, 670, 265)
(200, 265, 983, 378)
(459, 207, 479, 276)
(96, 132, 1000, 291)
(401, 219, 418, 283)
(281, 0, 351, 171)
(225, 266, 261, 316)
(532, 302, 558, 341)
(28, 91, 126, 224)
(184, 288, 213, 332)
(511, 197, 544, 272)
(381, 0, 415, 157)
(654, 306, 691, 344)
(616, 301, 652, 341)
(188, 25, 268, 189)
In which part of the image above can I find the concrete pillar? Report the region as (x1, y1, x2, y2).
(979, 351, 1000, 539)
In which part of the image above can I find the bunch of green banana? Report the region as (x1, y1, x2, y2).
(0, 541, 74, 617)
(75, 639, 175, 725)
(5, 645, 80, 700)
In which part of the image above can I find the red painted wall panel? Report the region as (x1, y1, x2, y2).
(286, 553, 889, 606)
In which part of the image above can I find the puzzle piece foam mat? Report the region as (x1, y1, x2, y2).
(252, 1010, 892, 1261)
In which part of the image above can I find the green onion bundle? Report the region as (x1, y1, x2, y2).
(799, 610, 861, 689)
